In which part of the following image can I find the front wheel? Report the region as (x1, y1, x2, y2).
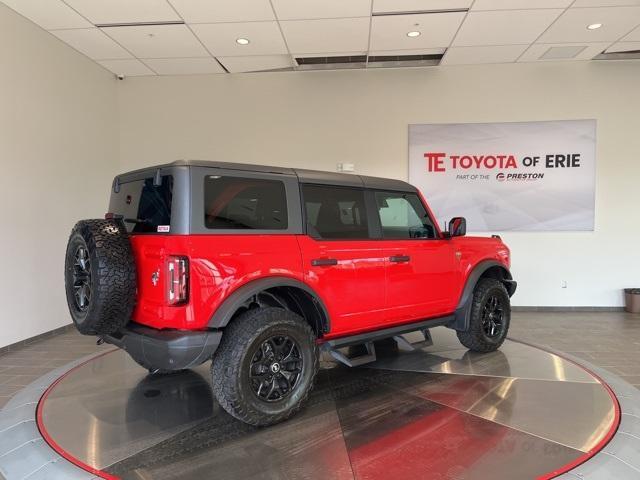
(211, 307, 318, 426)
(457, 278, 510, 353)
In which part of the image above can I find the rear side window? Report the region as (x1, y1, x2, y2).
(302, 185, 369, 239)
(204, 176, 288, 230)
(375, 191, 437, 239)
(110, 175, 173, 233)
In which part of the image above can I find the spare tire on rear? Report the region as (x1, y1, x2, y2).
(64, 219, 136, 335)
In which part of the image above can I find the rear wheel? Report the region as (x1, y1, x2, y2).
(211, 307, 318, 426)
(457, 278, 510, 353)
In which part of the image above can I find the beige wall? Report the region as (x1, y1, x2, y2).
(0, 4, 118, 348)
(3, 0, 639, 348)
(117, 61, 640, 308)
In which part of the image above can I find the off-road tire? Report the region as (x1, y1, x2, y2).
(64, 219, 136, 336)
(211, 307, 318, 426)
(457, 278, 510, 353)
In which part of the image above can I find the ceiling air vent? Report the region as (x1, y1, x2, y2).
(96, 20, 185, 28)
(295, 55, 367, 71)
(372, 8, 468, 16)
(367, 53, 443, 68)
(539, 46, 587, 60)
(593, 50, 640, 60)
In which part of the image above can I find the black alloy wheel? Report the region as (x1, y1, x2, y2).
(481, 294, 504, 339)
(249, 335, 303, 403)
(456, 278, 511, 353)
(72, 245, 92, 312)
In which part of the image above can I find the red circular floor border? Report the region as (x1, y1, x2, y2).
(36, 349, 120, 480)
(510, 339, 622, 480)
(35, 343, 621, 480)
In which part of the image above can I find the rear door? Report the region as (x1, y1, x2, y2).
(373, 190, 457, 324)
(297, 184, 386, 336)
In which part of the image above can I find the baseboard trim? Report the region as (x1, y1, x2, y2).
(513, 306, 625, 312)
(0, 324, 75, 356)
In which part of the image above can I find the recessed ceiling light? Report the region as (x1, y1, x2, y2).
(236, 37, 250, 45)
(587, 23, 602, 30)
(407, 31, 421, 38)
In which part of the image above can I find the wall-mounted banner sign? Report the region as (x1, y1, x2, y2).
(408, 120, 596, 231)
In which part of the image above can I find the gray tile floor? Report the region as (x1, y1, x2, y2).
(0, 311, 638, 409)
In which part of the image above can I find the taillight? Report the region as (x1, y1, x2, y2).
(166, 256, 189, 305)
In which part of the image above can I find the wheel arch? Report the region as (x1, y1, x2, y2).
(450, 260, 516, 332)
(208, 277, 330, 337)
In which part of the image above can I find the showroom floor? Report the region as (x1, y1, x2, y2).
(0, 311, 639, 411)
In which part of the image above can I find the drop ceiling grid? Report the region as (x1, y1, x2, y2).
(515, 1, 640, 63)
(0, 0, 638, 75)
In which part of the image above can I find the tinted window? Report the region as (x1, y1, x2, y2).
(110, 175, 173, 233)
(204, 176, 288, 230)
(302, 185, 369, 239)
(375, 191, 436, 239)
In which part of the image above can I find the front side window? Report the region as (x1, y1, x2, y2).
(204, 176, 288, 230)
(302, 185, 369, 239)
(375, 191, 437, 239)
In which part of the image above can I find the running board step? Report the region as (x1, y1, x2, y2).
(393, 329, 433, 351)
(323, 341, 376, 367)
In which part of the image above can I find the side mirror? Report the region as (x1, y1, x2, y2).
(448, 217, 466, 237)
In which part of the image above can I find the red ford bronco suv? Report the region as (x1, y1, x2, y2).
(64, 160, 516, 426)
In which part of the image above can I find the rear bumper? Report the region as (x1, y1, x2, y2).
(103, 323, 222, 371)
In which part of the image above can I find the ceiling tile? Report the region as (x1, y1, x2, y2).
(1, 0, 92, 29)
(472, 0, 572, 10)
(63, 0, 180, 25)
(370, 12, 466, 51)
(98, 59, 156, 76)
(372, 0, 472, 14)
(51, 28, 132, 59)
(369, 47, 446, 55)
(271, 0, 371, 20)
(280, 17, 371, 54)
(453, 9, 563, 46)
(142, 57, 225, 74)
(519, 42, 609, 61)
(217, 54, 294, 73)
(621, 25, 640, 41)
(167, 0, 275, 23)
(191, 21, 286, 56)
(606, 40, 640, 51)
(442, 44, 528, 64)
(538, 6, 640, 43)
(101, 24, 208, 58)
(572, 0, 640, 6)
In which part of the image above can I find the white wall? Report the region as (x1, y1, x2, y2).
(117, 61, 640, 308)
(0, 4, 119, 348)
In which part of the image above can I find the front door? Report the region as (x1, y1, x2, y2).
(297, 184, 386, 337)
(373, 190, 457, 325)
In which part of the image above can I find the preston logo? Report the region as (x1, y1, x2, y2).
(496, 173, 506, 182)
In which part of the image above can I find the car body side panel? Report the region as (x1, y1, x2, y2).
(129, 233, 511, 335)
(130, 234, 304, 330)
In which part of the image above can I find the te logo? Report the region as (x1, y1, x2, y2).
(496, 173, 506, 182)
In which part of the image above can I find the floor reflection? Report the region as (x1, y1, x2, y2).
(38, 328, 616, 480)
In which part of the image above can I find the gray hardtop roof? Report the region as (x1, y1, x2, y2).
(117, 159, 416, 192)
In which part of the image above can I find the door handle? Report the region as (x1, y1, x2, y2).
(389, 255, 410, 263)
(311, 258, 338, 267)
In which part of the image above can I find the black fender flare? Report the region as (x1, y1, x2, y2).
(450, 260, 516, 332)
(207, 276, 330, 333)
